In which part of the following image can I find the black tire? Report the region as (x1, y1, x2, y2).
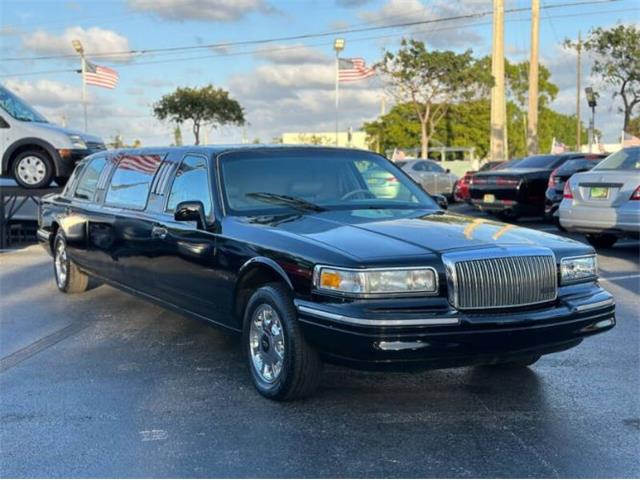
(12, 150, 54, 189)
(53, 232, 89, 294)
(553, 216, 566, 232)
(495, 211, 519, 222)
(242, 282, 322, 400)
(488, 354, 541, 368)
(54, 176, 69, 187)
(585, 233, 618, 249)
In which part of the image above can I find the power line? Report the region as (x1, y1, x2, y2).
(0, 0, 620, 62)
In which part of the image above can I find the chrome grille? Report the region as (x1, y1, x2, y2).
(443, 249, 557, 310)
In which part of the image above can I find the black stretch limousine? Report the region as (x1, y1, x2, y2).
(38, 146, 616, 400)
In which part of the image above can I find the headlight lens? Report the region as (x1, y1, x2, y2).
(68, 135, 87, 149)
(560, 255, 597, 284)
(314, 266, 438, 296)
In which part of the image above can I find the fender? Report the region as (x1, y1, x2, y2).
(2, 137, 62, 175)
(237, 257, 294, 290)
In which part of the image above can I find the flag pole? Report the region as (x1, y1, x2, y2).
(72, 40, 88, 132)
(333, 39, 345, 147)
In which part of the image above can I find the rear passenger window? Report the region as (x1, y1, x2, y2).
(105, 154, 162, 209)
(74, 156, 106, 201)
(166, 155, 212, 217)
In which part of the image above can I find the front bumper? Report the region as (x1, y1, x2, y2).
(295, 284, 615, 370)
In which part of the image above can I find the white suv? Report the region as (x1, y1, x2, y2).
(0, 85, 105, 189)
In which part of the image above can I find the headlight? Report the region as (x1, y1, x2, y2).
(313, 266, 438, 296)
(68, 135, 87, 149)
(560, 255, 597, 284)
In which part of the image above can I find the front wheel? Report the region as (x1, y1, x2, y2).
(13, 150, 54, 189)
(586, 233, 617, 249)
(243, 283, 322, 400)
(53, 232, 89, 293)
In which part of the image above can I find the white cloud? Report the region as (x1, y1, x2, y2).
(255, 44, 330, 65)
(359, 0, 485, 49)
(127, 0, 271, 22)
(22, 26, 132, 63)
(4, 79, 80, 107)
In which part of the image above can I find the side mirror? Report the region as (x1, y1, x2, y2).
(175, 200, 207, 229)
(445, 168, 451, 174)
(432, 194, 448, 210)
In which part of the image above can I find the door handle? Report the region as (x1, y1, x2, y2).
(151, 225, 168, 239)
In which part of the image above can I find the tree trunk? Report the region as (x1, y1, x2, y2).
(193, 122, 200, 145)
(420, 120, 429, 159)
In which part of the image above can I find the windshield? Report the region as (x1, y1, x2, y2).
(593, 147, 640, 171)
(0, 86, 48, 123)
(511, 155, 560, 169)
(220, 149, 438, 215)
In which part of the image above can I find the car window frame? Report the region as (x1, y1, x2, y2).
(104, 153, 163, 211)
(72, 154, 107, 203)
(163, 153, 215, 221)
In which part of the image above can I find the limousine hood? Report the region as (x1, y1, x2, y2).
(242, 209, 586, 261)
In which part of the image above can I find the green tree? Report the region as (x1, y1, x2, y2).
(376, 39, 492, 159)
(173, 125, 183, 146)
(153, 85, 245, 145)
(627, 115, 640, 137)
(571, 25, 640, 130)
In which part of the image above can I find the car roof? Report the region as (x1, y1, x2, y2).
(105, 144, 372, 157)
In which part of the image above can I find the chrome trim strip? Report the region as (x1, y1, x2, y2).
(575, 299, 614, 312)
(297, 305, 459, 326)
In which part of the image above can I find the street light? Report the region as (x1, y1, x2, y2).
(585, 87, 598, 153)
(71, 39, 87, 132)
(333, 39, 345, 146)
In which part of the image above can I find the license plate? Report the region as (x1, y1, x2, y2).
(590, 187, 609, 200)
(484, 194, 495, 203)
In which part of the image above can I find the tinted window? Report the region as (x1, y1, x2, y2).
(427, 161, 444, 173)
(74, 156, 106, 201)
(557, 159, 596, 174)
(593, 148, 640, 171)
(220, 150, 437, 215)
(166, 155, 212, 216)
(412, 162, 427, 171)
(512, 155, 561, 169)
(105, 154, 162, 209)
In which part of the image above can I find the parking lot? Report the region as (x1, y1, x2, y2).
(1, 204, 638, 478)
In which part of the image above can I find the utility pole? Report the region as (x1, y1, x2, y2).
(527, 0, 539, 155)
(490, 0, 507, 162)
(575, 32, 582, 151)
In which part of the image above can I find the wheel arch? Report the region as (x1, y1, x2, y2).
(2, 137, 61, 175)
(233, 257, 294, 328)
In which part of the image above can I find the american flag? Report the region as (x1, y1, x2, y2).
(118, 154, 161, 175)
(85, 60, 119, 89)
(338, 58, 375, 82)
(622, 131, 640, 147)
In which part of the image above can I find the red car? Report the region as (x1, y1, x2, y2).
(453, 161, 506, 202)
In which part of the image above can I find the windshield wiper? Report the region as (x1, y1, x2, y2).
(245, 192, 325, 212)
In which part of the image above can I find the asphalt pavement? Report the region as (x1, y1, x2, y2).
(1, 205, 639, 478)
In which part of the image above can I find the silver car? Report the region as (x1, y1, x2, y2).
(559, 146, 640, 248)
(401, 160, 458, 198)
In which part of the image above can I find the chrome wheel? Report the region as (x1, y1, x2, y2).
(17, 156, 47, 185)
(249, 304, 285, 383)
(54, 240, 68, 289)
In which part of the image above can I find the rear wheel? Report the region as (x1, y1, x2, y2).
(243, 283, 322, 400)
(586, 233, 617, 249)
(53, 232, 89, 293)
(12, 150, 54, 189)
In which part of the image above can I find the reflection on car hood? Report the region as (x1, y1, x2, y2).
(241, 209, 583, 260)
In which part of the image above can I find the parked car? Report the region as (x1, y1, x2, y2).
(560, 146, 640, 248)
(469, 153, 587, 220)
(0, 85, 105, 189)
(38, 146, 615, 400)
(401, 159, 459, 198)
(545, 153, 608, 225)
(454, 161, 508, 202)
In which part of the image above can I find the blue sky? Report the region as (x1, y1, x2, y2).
(0, 0, 637, 148)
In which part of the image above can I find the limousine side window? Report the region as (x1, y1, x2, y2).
(105, 154, 162, 209)
(166, 155, 212, 217)
(74, 156, 106, 201)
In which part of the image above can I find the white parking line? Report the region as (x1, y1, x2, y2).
(601, 274, 640, 282)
